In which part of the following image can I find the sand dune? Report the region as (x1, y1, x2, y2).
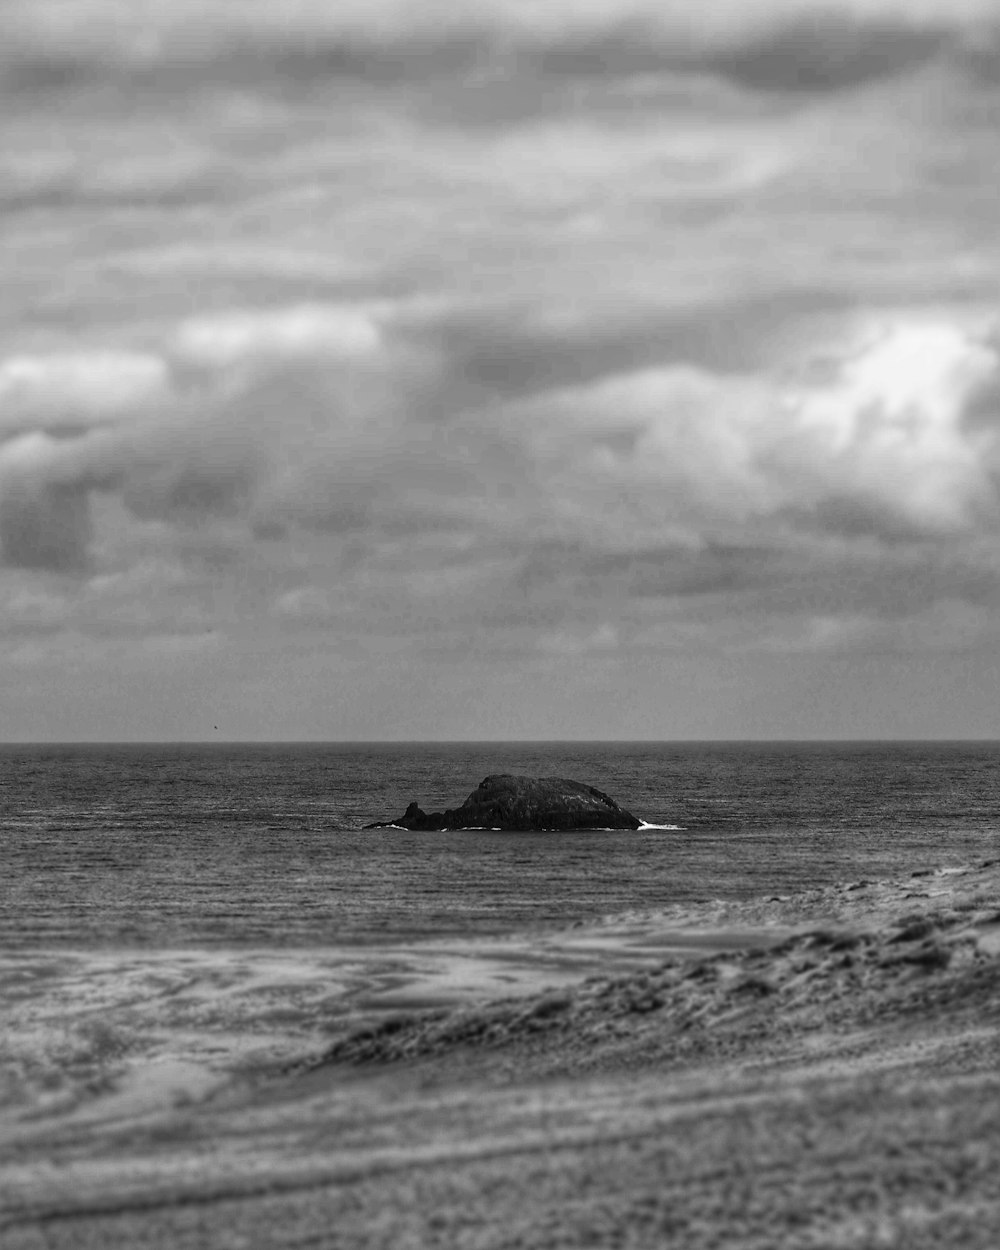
(1, 859, 998, 1248)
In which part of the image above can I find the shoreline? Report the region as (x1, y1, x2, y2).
(315, 855, 1000, 1076)
(3, 858, 997, 1119)
(2, 856, 999, 1247)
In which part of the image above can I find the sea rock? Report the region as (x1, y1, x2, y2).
(366, 774, 642, 832)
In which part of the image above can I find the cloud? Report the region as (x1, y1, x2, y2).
(705, 12, 948, 94)
(0, 146, 228, 215)
(537, 622, 619, 655)
(774, 319, 1000, 534)
(3, 0, 1000, 735)
(0, 432, 106, 571)
(5, 297, 997, 632)
(0, 299, 401, 570)
(0, 352, 169, 435)
(175, 305, 383, 368)
(755, 596, 1000, 655)
(0, 479, 91, 572)
(273, 585, 336, 623)
(482, 313, 1000, 585)
(1, 0, 991, 114)
(0, 347, 174, 570)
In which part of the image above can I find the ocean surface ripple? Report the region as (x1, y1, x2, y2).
(2, 741, 998, 948)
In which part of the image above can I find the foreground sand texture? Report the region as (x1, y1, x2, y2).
(2, 860, 999, 1248)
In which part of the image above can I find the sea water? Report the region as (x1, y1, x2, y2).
(2, 741, 998, 950)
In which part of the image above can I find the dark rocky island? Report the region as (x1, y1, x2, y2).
(366, 773, 642, 832)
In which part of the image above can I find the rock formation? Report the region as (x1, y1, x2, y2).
(366, 774, 642, 831)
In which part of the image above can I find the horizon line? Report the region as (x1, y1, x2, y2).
(2, 737, 999, 747)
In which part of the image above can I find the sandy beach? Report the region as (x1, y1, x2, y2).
(2, 857, 999, 1247)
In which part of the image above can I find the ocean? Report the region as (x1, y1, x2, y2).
(2, 741, 999, 951)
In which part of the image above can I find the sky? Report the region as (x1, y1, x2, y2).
(2, 0, 1000, 741)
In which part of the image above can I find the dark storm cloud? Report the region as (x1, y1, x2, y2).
(0, 172, 234, 217)
(0, 3, 980, 117)
(518, 526, 1000, 609)
(510, 540, 783, 606)
(962, 358, 1000, 434)
(0, 34, 480, 106)
(0, 354, 260, 572)
(0, 481, 92, 573)
(410, 289, 853, 404)
(782, 489, 1000, 547)
(706, 13, 949, 94)
(121, 459, 257, 525)
(582, 543, 785, 599)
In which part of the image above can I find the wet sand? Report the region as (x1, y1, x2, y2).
(2, 859, 999, 1247)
